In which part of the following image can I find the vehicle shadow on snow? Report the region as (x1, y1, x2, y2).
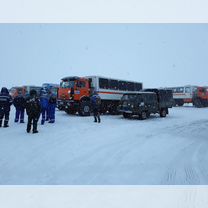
(119, 115, 161, 121)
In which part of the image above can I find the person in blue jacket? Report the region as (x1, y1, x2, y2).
(13, 90, 26, 123)
(90, 91, 101, 123)
(48, 92, 57, 123)
(40, 88, 49, 125)
(0, 87, 13, 127)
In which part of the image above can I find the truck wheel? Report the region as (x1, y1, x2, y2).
(160, 109, 167, 117)
(140, 111, 147, 120)
(123, 112, 132, 119)
(193, 98, 203, 108)
(79, 101, 91, 116)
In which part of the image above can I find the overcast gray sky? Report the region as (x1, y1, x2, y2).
(0, 24, 208, 89)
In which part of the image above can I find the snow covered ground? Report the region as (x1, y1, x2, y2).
(0, 106, 208, 185)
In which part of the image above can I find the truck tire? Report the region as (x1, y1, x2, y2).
(193, 98, 203, 108)
(123, 112, 132, 119)
(78, 101, 91, 116)
(160, 109, 167, 117)
(177, 100, 184, 106)
(140, 111, 147, 120)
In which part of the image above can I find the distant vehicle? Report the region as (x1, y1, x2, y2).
(167, 85, 197, 106)
(42, 83, 59, 96)
(57, 76, 143, 115)
(9, 87, 23, 98)
(118, 89, 174, 119)
(22, 86, 42, 97)
(193, 86, 208, 107)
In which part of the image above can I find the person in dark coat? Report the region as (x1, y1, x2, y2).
(25, 89, 41, 133)
(13, 90, 26, 123)
(0, 87, 13, 127)
(40, 88, 49, 125)
(90, 92, 101, 123)
(48, 93, 57, 123)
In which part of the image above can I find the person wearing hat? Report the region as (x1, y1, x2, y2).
(0, 87, 13, 127)
(13, 90, 26, 123)
(40, 88, 49, 125)
(25, 89, 41, 133)
(90, 91, 101, 123)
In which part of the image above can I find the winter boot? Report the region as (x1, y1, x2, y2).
(14, 119, 18, 123)
(20, 120, 25, 123)
(27, 125, 31, 133)
(4, 121, 9, 128)
(33, 130, 38, 134)
(41, 120, 45, 125)
(94, 116, 97, 122)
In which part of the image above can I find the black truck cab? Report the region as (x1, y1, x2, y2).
(119, 89, 174, 119)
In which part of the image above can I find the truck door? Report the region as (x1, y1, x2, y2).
(75, 80, 90, 100)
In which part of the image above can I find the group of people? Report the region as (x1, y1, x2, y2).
(0, 87, 57, 133)
(0, 86, 101, 133)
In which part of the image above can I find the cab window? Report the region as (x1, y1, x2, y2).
(77, 81, 86, 88)
(185, 87, 191, 93)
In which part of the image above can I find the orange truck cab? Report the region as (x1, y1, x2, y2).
(193, 86, 208, 107)
(57, 76, 91, 115)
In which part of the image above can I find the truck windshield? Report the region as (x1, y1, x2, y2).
(60, 81, 75, 88)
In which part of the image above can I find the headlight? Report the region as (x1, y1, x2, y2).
(131, 104, 134, 108)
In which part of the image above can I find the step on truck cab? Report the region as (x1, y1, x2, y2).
(119, 88, 174, 119)
(57, 76, 143, 116)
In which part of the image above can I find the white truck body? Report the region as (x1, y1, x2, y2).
(86, 76, 143, 101)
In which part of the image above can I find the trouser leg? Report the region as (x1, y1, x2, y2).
(15, 108, 20, 122)
(27, 116, 32, 132)
(41, 108, 46, 125)
(97, 112, 101, 123)
(20, 109, 25, 123)
(93, 109, 98, 122)
(4, 111, 10, 127)
(33, 117, 38, 133)
(49, 105, 55, 123)
(46, 107, 49, 121)
(0, 109, 3, 127)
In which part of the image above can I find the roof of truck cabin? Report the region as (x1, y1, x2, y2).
(61, 76, 81, 81)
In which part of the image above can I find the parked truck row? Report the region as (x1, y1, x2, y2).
(167, 85, 208, 108)
(9, 76, 208, 121)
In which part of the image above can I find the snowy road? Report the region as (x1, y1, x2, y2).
(0, 106, 208, 185)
